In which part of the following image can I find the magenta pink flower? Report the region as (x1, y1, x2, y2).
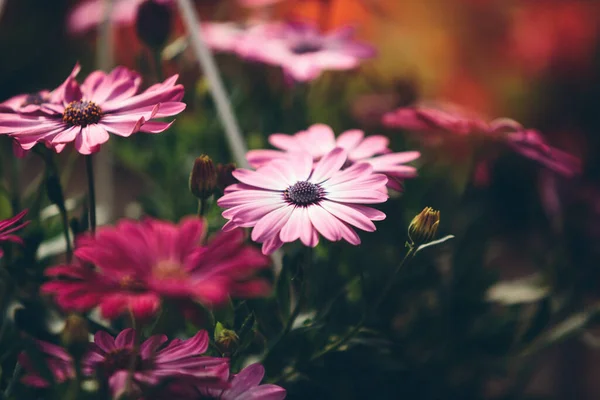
(19, 340, 74, 388)
(218, 148, 388, 255)
(247, 22, 376, 81)
(0, 209, 29, 258)
(84, 329, 229, 399)
(0, 65, 185, 154)
(382, 104, 489, 136)
(67, 0, 172, 34)
(238, 0, 283, 7)
(247, 123, 420, 191)
(384, 105, 582, 177)
(41, 217, 271, 320)
(197, 363, 286, 400)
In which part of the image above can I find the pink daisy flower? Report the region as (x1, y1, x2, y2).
(67, 0, 172, 34)
(249, 22, 376, 81)
(202, 22, 282, 59)
(217, 148, 388, 255)
(84, 329, 229, 399)
(246, 123, 420, 191)
(152, 363, 286, 399)
(19, 340, 74, 388)
(0, 65, 185, 154)
(41, 217, 271, 321)
(383, 105, 582, 177)
(197, 363, 286, 400)
(0, 209, 30, 258)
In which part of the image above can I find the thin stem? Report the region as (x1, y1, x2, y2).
(85, 155, 97, 234)
(176, 0, 249, 168)
(310, 246, 417, 361)
(266, 247, 312, 355)
(59, 203, 73, 263)
(38, 149, 73, 262)
(198, 198, 207, 217)
(372, 246, 416, 310)
(3, 363, 21, 399)
(152, 49, 164, 81)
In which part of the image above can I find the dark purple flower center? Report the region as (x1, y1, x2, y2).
(21, 92, 48, 107)
(285, 181, 323, 206)
(62, 100, 103, 127)
(290, 40, 323, 55)
(102, 348, 144, 375)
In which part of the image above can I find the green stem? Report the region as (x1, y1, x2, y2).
(85, 155, 97, 235)
(152, 49, 164, 81)
(372, 246, 416, 310)
(39, 149, 73, 262)
(266, 247, 312, 355)
(310, 246, 416, 361)
(198, 198, 207, 217)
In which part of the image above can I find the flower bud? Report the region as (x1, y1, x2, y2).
(408, 207, 440, 246)
(61, 314, 89, 359)
(190, 155, 217, 200)
(214, 322, 239, 355)
(135, 0, 173, 50)
(216, 163, 237, 192)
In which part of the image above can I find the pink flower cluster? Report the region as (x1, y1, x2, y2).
(218, 124, 419, 255)
(202, 21, 376, 81)
(42, 217, 271, 321)
(383, 105, 582, 177)
(20, 329, 285, 399)
(0, 64, 186, 155)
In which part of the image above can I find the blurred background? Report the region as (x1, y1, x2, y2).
(1, 0, 600, 399)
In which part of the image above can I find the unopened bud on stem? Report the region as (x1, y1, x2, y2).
(408, 207, 440, 247)
(190, 155, 217, 200)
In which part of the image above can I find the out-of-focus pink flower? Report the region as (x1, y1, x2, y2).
(19, 340, 74, 387)
(198, 363, 286, 400)
(238, 0, 283, 7)
(0, 209, 29, 258)
(247, 124, 419, 191)
(382, 105, 488, 136)
(83, 329, 229, 399)
(504, 129, 582, 178)
(246, 22, 376, 81)
(218, 148, 388, 255)
(41, 217, 271, 320)
(384, 105, 582, 178)
(0, 65, 185, 154)
(67, 0, 173, 34)
(202, 22, 282, 59)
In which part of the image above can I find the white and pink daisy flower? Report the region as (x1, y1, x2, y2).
(251, 22, 376, 81)
(246, 124, 420, 191)
(217, 148, 388, 255)
(0, 65, 185, 154)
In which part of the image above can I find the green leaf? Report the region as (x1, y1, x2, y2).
(415, 234, 455, 253)
(214, 321, 225, 343)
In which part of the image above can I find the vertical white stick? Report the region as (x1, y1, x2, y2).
(176, 0, 250, 168)
(95, 0, 115, 224)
